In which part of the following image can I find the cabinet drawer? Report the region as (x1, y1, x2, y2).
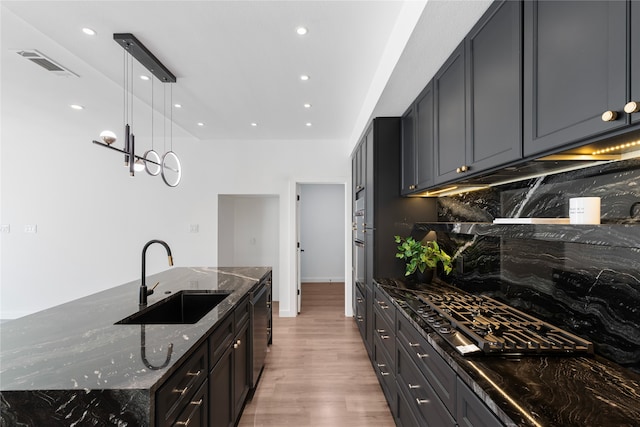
(397, 344, 455, 427)
(354, 285, 366, 338)
(157, 344, 208, 427)
(373, 305, 395, 366)
(209, 313, 234, 369)
(372, 336, 396, 414)
(397, 383, 422, 427)
(172, 379, 208, 427)
(234, 296, 250, 330)
(396, 313, 456, 414)
(457, 378, 504, 427)
(373, 286, 395, 327)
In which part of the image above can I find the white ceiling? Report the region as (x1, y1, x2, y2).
(1, 0, 491, 149)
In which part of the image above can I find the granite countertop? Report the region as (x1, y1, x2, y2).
(0, 266, 271, 393)
(375, 278, 640, 427)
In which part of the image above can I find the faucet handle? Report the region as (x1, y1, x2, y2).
(147, 281, 160, 297)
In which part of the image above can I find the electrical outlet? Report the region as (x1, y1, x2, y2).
(0, 225, 10, 233)
(24, 224, 37, 233)
(189, 224, 199, 233)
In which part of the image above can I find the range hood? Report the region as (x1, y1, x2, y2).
(417, 129, 640, 197)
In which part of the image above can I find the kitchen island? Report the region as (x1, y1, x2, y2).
(374, 278, 640, 427)
(0, 266, 272, 426)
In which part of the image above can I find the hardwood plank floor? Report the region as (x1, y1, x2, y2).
(238, 282, 395, 427)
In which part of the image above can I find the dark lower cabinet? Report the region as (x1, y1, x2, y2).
(156, 345, 208, 427)
(209, 345, 233, 427)
(233, 320, 250, 418)
(208, 300, 250, 427)
(355, 284, 366, 339)
(173, 380, 208, 427)
(457, 378, 503, 427)
(396, 344, 455, 427)
(361, 286, 507, 427)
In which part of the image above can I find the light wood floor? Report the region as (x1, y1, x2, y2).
(238, 282, 396, 427)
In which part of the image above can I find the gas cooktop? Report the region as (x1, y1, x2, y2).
(385, 283, 594, 357)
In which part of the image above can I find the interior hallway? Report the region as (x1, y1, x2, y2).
(238, 282, 395, 427)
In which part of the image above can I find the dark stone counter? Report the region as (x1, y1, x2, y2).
(0, 266, 271, 426)
(376, 278, 640, 427)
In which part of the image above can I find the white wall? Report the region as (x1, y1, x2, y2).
(299, 184, 345, 283)
(218, 195, 280, 300)
(0, 0, 349, 320)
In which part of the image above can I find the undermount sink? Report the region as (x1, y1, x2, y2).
(115, 290, 231, 325)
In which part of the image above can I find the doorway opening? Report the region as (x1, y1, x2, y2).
(218, 195, 280, 301)
(296, 184, 345, 313)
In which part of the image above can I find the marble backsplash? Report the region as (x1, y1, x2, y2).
(433, 158, 640, 373)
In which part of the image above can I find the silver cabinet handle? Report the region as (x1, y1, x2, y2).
(376, 329, 386, 333)
(417, 353, 429, 359)
(416, 398, 430, 405)
(376, 363, 386, 368)
(408, 384, 421, 389)
(356, 316, 364, 322)
(380, 335, 390, 340)
(186, 370, 201, 377)
(380, 371, 390, 376)
(409, 342, 420, 347)
(190, 399, 203, 406)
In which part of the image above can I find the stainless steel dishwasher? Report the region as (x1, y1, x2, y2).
(250, 278, 270, 388)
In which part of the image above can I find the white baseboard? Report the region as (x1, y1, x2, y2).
(301, 276, 345, 283)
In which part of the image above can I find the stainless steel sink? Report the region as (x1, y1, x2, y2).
(115, 290, 231, 325)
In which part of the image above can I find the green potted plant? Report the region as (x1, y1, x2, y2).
(394, 235, 452, 282)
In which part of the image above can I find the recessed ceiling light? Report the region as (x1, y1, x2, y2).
(174, 103, 182, 108)
(296, 27, 308, 36)
(197, 122, 205, 127)
(140, 75, 150, 81)
(300, 75, 310, 81)
(305, 122, 312, 127)
(70, 104, 84, 110)
(82, 28, 96, 36)
(251, 122, 258, 127)
(304, 103, 312, 108)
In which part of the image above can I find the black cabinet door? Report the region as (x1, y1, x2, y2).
(400, 106, 416, 195)
(632, 0, 640, 125)
(456, 378, 503, 427)
(233, 321, 250, 420)
(434, 42, 467, 184)
(523, 0, 627, 157)
(415, 82, 434, 190)
(466, 0, 522, 171)
(209, 346, 233, 427)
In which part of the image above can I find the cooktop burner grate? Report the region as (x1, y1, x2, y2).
(389, 284, 594, 357)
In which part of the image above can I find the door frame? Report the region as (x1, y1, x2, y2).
(289, 178, 351, 317)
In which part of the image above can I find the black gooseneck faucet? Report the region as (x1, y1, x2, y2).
(140, 239, 174, 307)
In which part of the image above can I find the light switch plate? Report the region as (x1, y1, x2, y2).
(24, 224, 37, 233)
(189, 224, 199, 233)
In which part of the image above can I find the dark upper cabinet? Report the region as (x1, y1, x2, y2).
(632, 0, 640, 125)
(353, 142, 365, 195)
(465, 0, 522, 171)
(401, 83, 434, 194)
(400, 105, 416, 194)
(434, 42, 467, 184)
(523, 0, 628, 157)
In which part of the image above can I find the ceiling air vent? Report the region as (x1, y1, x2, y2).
(15, 50, 79, 77)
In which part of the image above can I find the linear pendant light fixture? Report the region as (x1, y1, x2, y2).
(92, 33, 182, 187)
